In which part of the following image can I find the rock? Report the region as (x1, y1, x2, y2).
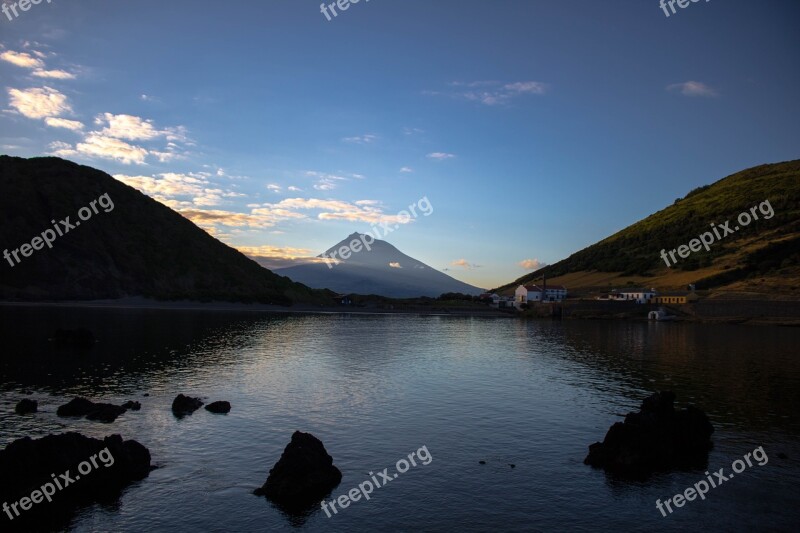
(85, 404, 128, 423)
(0, 432, 151, 531)
(254, 431, 342, 508)
(57, 397, 96, 417)
(52, 329, 95, 349)
(478, 460, 486, 465)
(584, 391, 714, 478)
(14, 399, 37, 415)
(205, 401, 231, 414)
(171, 394, 204, 417)
(57, 397, 129, 423)
(122, 401, 141, 411)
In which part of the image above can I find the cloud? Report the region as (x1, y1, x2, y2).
(451, 259, 481, 270)
(1, 50, 76, 79)
(0, 50, 44, 69)
(427, 152, 456, 160)
(667, 81, 717, 97)
(237, 245, 326, 270)
(266, 197, 412, 225)
(389, 262, 402, 268)
(403, 127, 424, 135)
(76, 134, 148, 164)
(287, 185, 303, 192)
(7, 86, 71, 119)
(48, 140, 78, 158)
(518, 258, 547, 271)
(267, 184, 282, 193)
(428, 80, 548, 106)
(342, 134, 377, 144)
(44, 117, 84, 130)
(95, 113, 162, 140)
(306, 171, 350, 191)
(32, 69, 76, 80)
(400, 167, 414, 173)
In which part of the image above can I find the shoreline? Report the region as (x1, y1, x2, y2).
(0, 298, 513, 318)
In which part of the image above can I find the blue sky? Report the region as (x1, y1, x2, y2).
(1, 0, 798, 289)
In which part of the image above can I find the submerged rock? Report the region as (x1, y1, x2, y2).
(14, 399, 37, 415)
(254, 431, 342, 507)
(57, 397, 133, 423)
(205, 401, 231, 414)
(0, 432, 151, 531)
(584, 391, 714, 478)
(171, 394, 204, 417)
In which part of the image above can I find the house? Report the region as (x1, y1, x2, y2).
(653, 291, 698, 305)
(515, 284, 568, 304)
(611, 288, 657, 304)
(479, 293, 501, 307)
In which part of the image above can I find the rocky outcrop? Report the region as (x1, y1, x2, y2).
(121, 401, 141, 411)
(171, 394, 204, 417)
(584, 391, 714, 478)
(56, 397, 133, 423)
(14, 399, 37, 415)
(254, 431, 342, 508)
(205, 401, 231, 414)
(0, 432, 151, 531)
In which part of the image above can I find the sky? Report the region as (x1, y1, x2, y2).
(1, 0, 798, 289)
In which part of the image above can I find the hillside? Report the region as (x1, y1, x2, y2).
(0, 156, 325, 305)
(495, 160, 800, 298)
(275, 233, 485, 298)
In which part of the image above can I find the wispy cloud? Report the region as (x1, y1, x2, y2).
(267, 183, 282, 193)
(76, 134, 149, 165)
(451, 258, 481, 270)
(342, 134, 377, 144)
(400, 167, 414, 173)
(427, 80, 548, 106)
(32, 69, 75, 80)
(667, 81, 717, 97)
(44, 117, 84, 130)
(427, 152, 456, 160)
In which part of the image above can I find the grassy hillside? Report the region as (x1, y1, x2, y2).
(0, 156, 329, 304)
(495, 160, 800, 298)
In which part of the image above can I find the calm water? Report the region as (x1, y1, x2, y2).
(0, 307, 799, 532)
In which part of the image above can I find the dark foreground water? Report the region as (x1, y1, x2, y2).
(0, 307, 798, 532)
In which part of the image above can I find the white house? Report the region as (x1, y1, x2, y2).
(515, 284, 568, 305)
(612, 288, 657, 304)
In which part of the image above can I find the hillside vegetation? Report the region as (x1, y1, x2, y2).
(0, 156, 327, 304)
(495, 160, 800, 297)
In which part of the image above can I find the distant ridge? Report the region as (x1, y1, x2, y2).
(0, 156, 324, 304)
(275, 233, 484, 298)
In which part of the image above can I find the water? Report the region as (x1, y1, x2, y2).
(0, 307, 798, 532)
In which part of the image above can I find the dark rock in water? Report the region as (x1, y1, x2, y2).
(85, 403, 127, 423)
(122, 401, 141, 411)
(15, 399, 37, 415)
(143, 393, 150, 397)
(0, 432, 151, 531)
(254, 431, 342, 508)
(478, 460, 486, 465)
(205, 401, 231, 414)
(57, 397, 130, 423)
(584, 391, 714, 478)
(57, 397, 96, 417)
(171, 394, 204, 417)
(52, 329, 95, 349)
